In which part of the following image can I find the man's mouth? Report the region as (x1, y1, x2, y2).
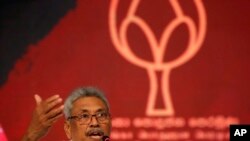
(87, 129, 104, 139)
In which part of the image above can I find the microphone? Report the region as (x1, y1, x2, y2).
(102, 136, 110, 141)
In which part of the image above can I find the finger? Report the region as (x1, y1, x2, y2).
(44, 98, 63, 114)
(47, 112, 64, 125)
(34, 94, 42, 105)
(38, 106, 63, 128)
(46, 106, 63, 126)
(38, 113, 62, 129)
(45, 95, 60, 103)
(46, 105, 64, 119)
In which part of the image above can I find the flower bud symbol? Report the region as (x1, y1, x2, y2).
(109, 0, 207, 116)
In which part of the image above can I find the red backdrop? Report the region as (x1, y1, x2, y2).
(0, 0, 250, 141)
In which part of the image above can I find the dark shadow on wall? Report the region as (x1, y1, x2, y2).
(0, 0, 76, 86)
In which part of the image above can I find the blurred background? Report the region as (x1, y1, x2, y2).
(1, 0, 249, 140)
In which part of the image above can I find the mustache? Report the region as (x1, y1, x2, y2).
(86, 128, 104, 136)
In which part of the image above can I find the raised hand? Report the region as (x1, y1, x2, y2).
(22, 94, 64, 141)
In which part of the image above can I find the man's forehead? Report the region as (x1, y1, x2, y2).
(77, 108, 106, 113)
(71, 96, 108, 112)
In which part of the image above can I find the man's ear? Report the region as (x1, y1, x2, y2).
(64, 121, 72, 139)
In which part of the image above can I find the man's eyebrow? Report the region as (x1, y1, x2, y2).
(96, 108, 107, 112)
(80, 109, 89, 113)
(78, 108, 107, 114)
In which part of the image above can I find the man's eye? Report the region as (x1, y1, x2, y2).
(97, 112, 107, 117)
(81, 114, 90, 119)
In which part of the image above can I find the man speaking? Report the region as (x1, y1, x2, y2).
(22, 87, 111, 141)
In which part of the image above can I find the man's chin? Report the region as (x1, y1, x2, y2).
(87, 135, 103, 140)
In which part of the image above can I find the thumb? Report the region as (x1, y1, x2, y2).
(34, 94, 42, 105)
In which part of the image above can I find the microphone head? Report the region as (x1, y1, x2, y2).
(102, 135, 110, 141)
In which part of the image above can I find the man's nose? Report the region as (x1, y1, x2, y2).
(89, 116, 99, 126)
